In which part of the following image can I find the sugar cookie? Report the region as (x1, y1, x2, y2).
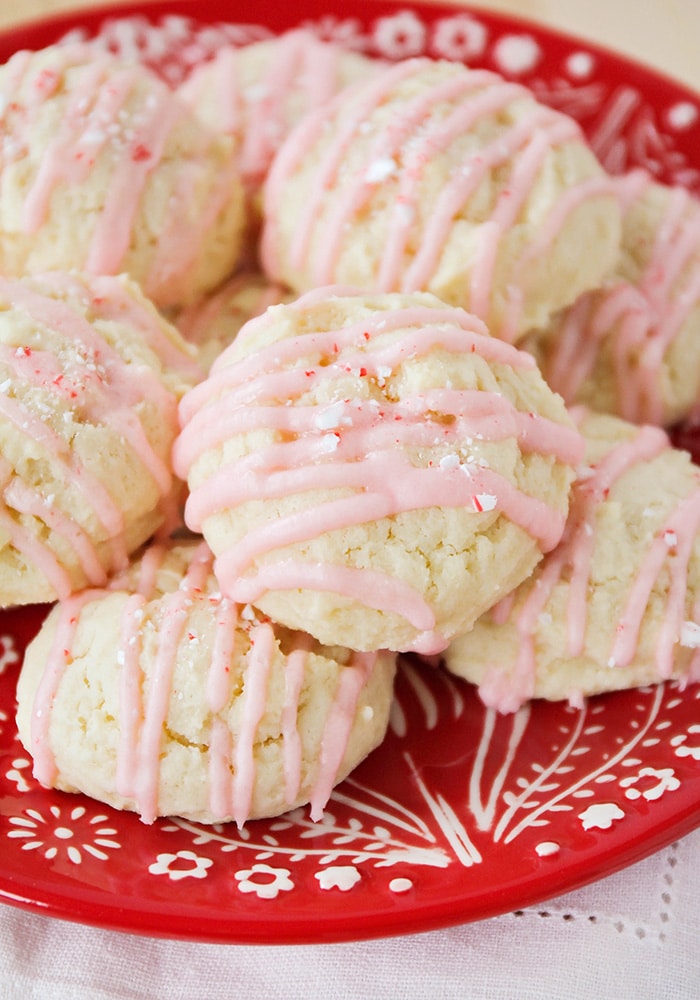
(15, 540, 396, 825)
(174, 288, 583, 654)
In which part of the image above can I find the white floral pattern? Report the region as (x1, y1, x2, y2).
(234, 864, 294, 899)
(148, 850, 213, 881)
(430, 14, 487, 62)
(372, 10, 426, 60)
(0, 635, 18, 675)
(7, 805, 120, 864)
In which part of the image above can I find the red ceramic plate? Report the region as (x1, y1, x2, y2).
(1, 0, 700, 946)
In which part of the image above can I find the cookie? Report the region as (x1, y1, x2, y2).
(174, 288, 583, 654)
(0, 44, 245, 309)
(15, 539, 397, 826)
(524, 170, 700, 426)
(0, 270, 200, 607)
(444, 410, 700, 711)
(178, 30, 379, 224)
(261, 57, 621, 342)
(174, 269, 293, 372)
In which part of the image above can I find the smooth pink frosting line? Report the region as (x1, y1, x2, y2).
(29, 588, 104, 785)
(4, 476, 108, 592)
(115, 592, 147, 798)
(230, 622, 274, 827)
(309, 651, 375, 821)
(220, 559, 441, 651)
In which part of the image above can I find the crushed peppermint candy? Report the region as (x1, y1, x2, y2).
(315, 400, 352, 430)
(663, 529, 678, 548)
(439, 453, 461, 470)
(680, 621, 700, 648)
(240, 604, 256, 621)
(472, 493, 497, 512)
(319, 432, 341, 453)
(364, 157, 397, 183)
(375, 365, 392, 386)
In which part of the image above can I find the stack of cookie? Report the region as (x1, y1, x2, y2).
(6, 30, 700, 827)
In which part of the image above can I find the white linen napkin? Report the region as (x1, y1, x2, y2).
(2, 825, 699, 1000)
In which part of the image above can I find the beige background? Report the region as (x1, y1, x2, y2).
(0, 0, 699, 92)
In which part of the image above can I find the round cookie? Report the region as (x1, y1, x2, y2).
(174, 269, 293, 372)
(0, 270, 200, 607)
(523, 170, 700, 426)
(261, 57, 621, 342)
(174, 289, 584, 654)
(0, 43, 245, 309)
(15, 539, 397, 826)
(178, 30, 379, 224)
(444, 410, 700, 711)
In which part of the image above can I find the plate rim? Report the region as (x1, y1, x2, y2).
(1, 0, 700, 946)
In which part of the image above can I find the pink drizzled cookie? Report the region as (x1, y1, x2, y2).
(0, 270, 200, 607)
(260, 57, 621, 342)
(0, 43, 245, 309)
(174, 288, 583, 654)
(178, 29, 380, 224)
(445, 410, 700, 711)
(15, 539, 396, 826)
(524, 170, 700, 427)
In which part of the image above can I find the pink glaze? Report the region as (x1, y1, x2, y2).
(28, 541, 383, 825)
(30, 588, 103, 784)
(309, 651, 375, 821)
(481, 421, 700, 710)
(114, 592, 147, 798)
(261, 57, 611, 340)
(0, 274, 189, 600)
(230, 621, 274, 826)
(175, 298, 583, 652)
(540, 169, 700, 425)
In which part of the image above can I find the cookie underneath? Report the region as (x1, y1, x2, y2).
(15, 540, 397, 826)
(445, 410, 700, 711)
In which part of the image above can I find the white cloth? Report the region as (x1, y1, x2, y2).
(2, 827, 699, 1000)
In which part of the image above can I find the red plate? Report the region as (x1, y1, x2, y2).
(1, 0, 700, 945)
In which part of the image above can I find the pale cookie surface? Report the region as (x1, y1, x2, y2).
(444, 410, 700, 711)
(179, 29, 379, 223)
(0, 270, 200, 607)
(174, 269, 293, 373)
(261, 57, 621, 342)
(174, 289, 583, 654)
(15, 540, 397, 826)
(0, 44, 245, 309)
(524, 170, 700, 426)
